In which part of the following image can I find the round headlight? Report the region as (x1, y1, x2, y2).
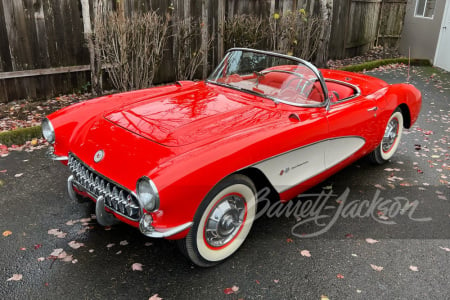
(41, 118, 55, 144)
(137, 177, 159, 212)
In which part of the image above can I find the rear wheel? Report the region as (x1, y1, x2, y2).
(369, 109, 403, 164)
(177, 174, 257, 267)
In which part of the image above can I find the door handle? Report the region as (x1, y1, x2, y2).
(288, 113, 301, 123)
(367, 106, 378, 112)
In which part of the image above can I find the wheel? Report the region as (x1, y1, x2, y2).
(369, 108, 403, 164)
(177, 174, 257, 267)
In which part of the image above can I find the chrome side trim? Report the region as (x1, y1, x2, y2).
(326, 79, 361, 103)
(247, 136, 366, 193)
(140, 221, 194, 238)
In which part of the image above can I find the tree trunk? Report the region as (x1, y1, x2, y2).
(81, 0, 102, 95)
(314, 0, 333, 68)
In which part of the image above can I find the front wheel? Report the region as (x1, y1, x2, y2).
(177, 174, 257, 267)
(369, 109, 404, 164)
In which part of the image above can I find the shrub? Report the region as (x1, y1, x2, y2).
(95, 11, 170, 91)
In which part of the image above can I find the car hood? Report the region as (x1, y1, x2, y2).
(104, 83, 279, 147)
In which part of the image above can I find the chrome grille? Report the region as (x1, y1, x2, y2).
(68, 154, 141, 220)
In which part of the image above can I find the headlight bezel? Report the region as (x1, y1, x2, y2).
(136, 176, 160, 212)
(41, 118, 55, 144)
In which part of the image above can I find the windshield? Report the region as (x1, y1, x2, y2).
(208, 49, 326, 106)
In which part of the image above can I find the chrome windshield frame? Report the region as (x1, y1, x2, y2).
(207, 48, 330, 109)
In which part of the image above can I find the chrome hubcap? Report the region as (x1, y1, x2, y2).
(382, 118, 399, 153)
(205, 194, 246, 247)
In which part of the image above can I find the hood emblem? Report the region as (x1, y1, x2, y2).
(94, 150, 105, 163)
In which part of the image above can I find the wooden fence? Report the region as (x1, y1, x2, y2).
(0, 0, 406, 103)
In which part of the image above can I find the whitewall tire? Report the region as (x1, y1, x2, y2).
(177, 174, 257, 267)
(369, 109, 404, 164)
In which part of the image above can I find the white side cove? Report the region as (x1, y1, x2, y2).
(254, 137, 365, 193)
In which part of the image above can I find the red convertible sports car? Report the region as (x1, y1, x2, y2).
(43, 48, 421, 266)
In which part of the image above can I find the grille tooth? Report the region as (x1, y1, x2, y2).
(68, 154, 141, 220)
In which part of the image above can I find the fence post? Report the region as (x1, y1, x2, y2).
(217, 0, 225, 60)
(80, 0, 102, 95)
(201, 0, 209, 78)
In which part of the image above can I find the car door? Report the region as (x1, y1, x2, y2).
(326, 94, 379, 168)
(253, 105, 329, 194)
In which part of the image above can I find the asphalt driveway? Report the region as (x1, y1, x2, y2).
(0, 65, 449, 299)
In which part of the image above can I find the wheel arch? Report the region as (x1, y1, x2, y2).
(398, 103, 411, 129)
(235, 167, 280, 203)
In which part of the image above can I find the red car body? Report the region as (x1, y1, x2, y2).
(43, 49, 421, 266)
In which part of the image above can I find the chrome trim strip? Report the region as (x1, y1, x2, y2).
(237, 136, 366, 193)
(326, 79, 362, 103)
(140, 221, 194, 238)
(46, 147, 68, 161)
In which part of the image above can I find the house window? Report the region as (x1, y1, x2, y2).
(415, 0, 436, 18)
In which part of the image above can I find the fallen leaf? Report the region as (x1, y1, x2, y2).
(14, 173, 23, 178)
(61, 254, 74, 262)
(274, 279, 279, 283)
(2, 230, 12, 237)
(337, 273, 344, 279)
(148, 295, 162, 300)
(321, 295, 329, 300)
(34, 244, 42, 250)
(439, 246, 450, 252)
(37, 257, 45, 262)
(6, 274, 22, 281)
(132, 263, 143, 271)
(58, 251, 68, 259)
(374, 184, 385, 190)
(106, 243, 115, 248)
(120, 240, 129, 246)
(365, 238, 379, 244)
(50, 248, 64, 257)
(409, 265, 418, 272)
(65, 220, 78, 226)
(286, 238, 293, 243)
(370, 264, 384, 272)
(68, 241, 84, 249)
(47, 229, 67, 239)
(300, 250, 311, 257)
